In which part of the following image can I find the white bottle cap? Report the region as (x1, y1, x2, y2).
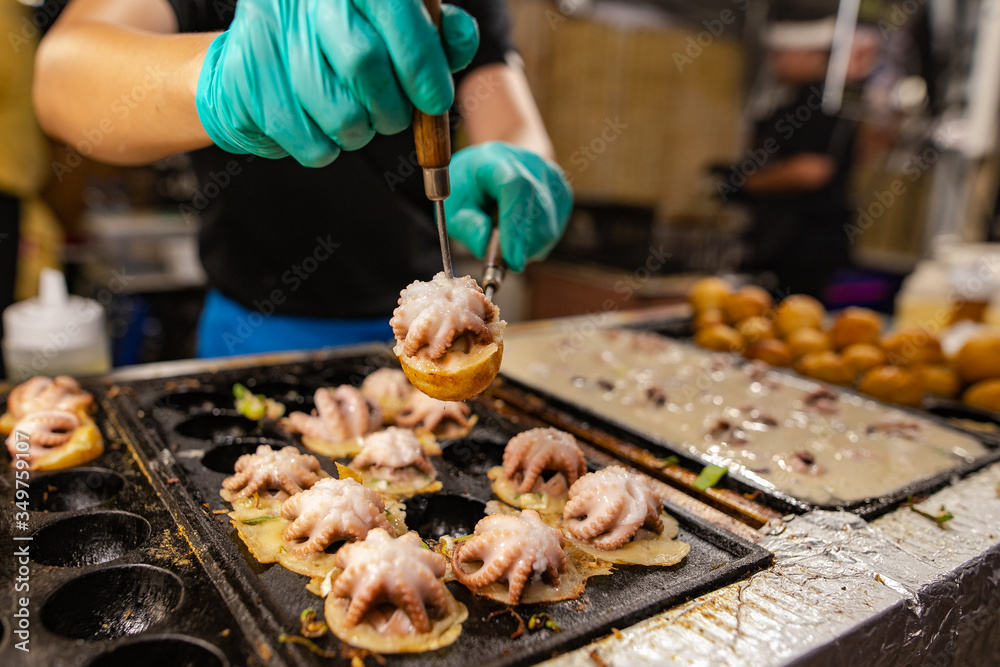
(2, 268, 107, 352)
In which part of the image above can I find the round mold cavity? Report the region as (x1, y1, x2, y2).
(27, 468, 126, 512)
(441, 438, 506, 475)
(404, 494, 486, 539)
(242, 382, 312, 409)
(41, 565, 183, 640)
(202, 438, 292, 474)
(155, 391, 231, 414)
(88, 635, 228, 667)
(174, 414, 266, 441)
(32, 511, 151, 567)
(315, 362, 383, 388)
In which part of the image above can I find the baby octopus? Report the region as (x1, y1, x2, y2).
(223, 445, 323, 500)
(502, 427, 587, 497)
(351, 427, 436, 484)
(332, 529, 450, 635)
(5, 410, 80, 465)
(6, 376, 92, 420)
(280, 478, 391, 555)
(391, 272, 501, 360)
(360, 368, 413, 420)
(393, 392, 471, 434)
(563, 466, 664, 550)
(283, 385, 382, 443)
(452, 509, 567, 604)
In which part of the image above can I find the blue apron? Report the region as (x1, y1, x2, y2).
(197, 289, 393, 358)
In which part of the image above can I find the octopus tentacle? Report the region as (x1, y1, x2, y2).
(332, 529, 451, 635)
(564, 493, 626, 540)
(451, 510, 567, 605)
(502, 428, 587, 495)
(563, 466, 665, 550)
(278, 478, 388, 554)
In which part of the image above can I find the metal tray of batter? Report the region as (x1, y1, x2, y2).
(497, 318, 1000, 520)
(69, 346, 772, 667)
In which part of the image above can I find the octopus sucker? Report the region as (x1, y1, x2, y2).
(563, 466, 665, 551)
(360, 368, 414, 422)
(391, 272, 506, 402)
(392, 391, 475, 439)
(489, 427, 586, 515)
(281, 386, 382, 457)
(351, 427, 440, 496)
(221, 445, 324, 500)
(325, 528, 468, 653)
(451, 509, 574, 605)
(279, 478, 391, 555)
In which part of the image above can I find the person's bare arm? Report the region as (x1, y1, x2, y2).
(456, 59, 554, 160)
(743, 153, 836, 194)
(34, 0, 214, 165)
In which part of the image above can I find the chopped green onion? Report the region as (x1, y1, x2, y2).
(241, 516, 279, 525)
(906, 495, 953, 526)
(528, 613, 562, 632)
(656, 456, 680, 468)
(693, 464, 728, 491)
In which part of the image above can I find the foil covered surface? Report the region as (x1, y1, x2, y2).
(541, 462, 1000, 666)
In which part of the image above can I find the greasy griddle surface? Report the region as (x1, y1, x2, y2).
(498, 317, 1000, 520)
(108, 350, 771, 667)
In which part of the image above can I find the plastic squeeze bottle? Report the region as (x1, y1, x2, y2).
(2, 268, 111, 380)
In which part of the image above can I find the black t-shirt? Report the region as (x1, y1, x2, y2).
(168, 0, 512, 318)
(743, 84, 856, 263)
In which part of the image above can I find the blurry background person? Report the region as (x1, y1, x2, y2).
(714, 15, 879, 300)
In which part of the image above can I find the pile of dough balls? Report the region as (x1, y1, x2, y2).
(688, 277, 1000, 412)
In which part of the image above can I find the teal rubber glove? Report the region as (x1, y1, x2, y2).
(196, 0, 479, 167)
(446, 142, 573, 273)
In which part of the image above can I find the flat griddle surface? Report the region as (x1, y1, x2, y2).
(498, 318, 1000, 520)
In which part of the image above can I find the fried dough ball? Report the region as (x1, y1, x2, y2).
(724, 286, 773, 323)
(954, 331, 1000, 383)
(774, 295, 826, 337)
(841, 343, 887, 376)
(962, 379, 1000, 413)
(694, 324, 744, 353)
(689, 277, 732, 313)
(857, 365, 923, 407)
(736, 316, 776, 343)
(745, 339, 793, 367)
(786, 328, 832, 359)
(912, 364, 960, 398)
(881, 327, 944, 366)
(794, 351, 853, 385)
(829, 307, 882, 350)
(692, 308, 726, 331)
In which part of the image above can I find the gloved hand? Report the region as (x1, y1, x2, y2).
(446, 142, 572, 273)
(196, 0, 479, 167)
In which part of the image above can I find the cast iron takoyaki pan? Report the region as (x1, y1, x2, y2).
(95, 346, 771, 667)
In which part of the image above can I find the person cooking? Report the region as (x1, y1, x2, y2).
(32, 0, 572, 357)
